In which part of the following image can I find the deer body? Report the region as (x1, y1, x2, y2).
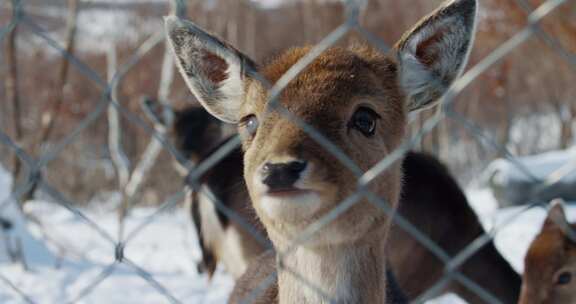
(228, 250, 408, 304)
(191, 148, 264, 279)
(391, 152, 521, 302)
(165, 0, 478, 302)
(520, 200, 576, 304)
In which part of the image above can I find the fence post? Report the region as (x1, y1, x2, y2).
(18, 0, 79, 204)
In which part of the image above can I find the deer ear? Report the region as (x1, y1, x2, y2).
(164, 16, 257, 123)
(543, 199, 569, 230)
(395, 0, 477, 112)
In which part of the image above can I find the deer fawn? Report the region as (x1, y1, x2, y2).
(165, 0, 477, 302)
(143, 99, 520, 303)
(519, 199, 576, 304)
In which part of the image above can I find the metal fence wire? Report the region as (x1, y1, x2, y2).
(1, 0, 576, 303)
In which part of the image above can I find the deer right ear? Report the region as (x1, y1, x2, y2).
(164, 16, 256, 123)
(395, 0, 477, 112)
(543, 199, 569, 230)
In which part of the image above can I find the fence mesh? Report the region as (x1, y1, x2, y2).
(1, 0, 575, 303)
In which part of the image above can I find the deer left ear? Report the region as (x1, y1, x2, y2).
(395, 0, 478, 112)
(543, 199, 569, 231)
(164, 16, 257, 123)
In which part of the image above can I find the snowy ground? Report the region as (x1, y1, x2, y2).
(4, 1, 575, 302)
(0, 202, 235, 304)
(1, 162, 575, 303)
(0, 165, 234, 304)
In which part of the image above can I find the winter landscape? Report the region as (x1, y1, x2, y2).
(2, 153, 576, 303)
(1, 0, 576, 303)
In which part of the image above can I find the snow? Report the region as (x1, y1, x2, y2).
(0, 200, 235, 303)
(21, 0, 299, 56)
(430, 189, 576, 304)
(0, 166, 55, 266)
(1, 161, 575, 303)
(0, 165, 233, 304)
(19, 1, 165, 56)
(508, 112, 570, 154)
(484, 147, 576, 184)
(82, 0, 167, 3)
(251, 0, 340, 9)
(481, 147, 576, 206)
(74, 9, 162, 54)
(466, 188, 574, 273)
(251, 0, 287, 9)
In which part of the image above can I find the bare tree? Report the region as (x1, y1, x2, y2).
(20, 0, 80, 203)
(494, 59, 513, 154)
(37, 0, 79, 146)
(548, 71, 576, 149)
(557, 102, 574, 149)
(245, 2, 257, 57)
(4, 20, 23, 192)
(107, 45, 131, 189)
(116, 0, 187, 241)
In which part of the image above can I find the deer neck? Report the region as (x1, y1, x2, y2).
(276, 235, 388, 304)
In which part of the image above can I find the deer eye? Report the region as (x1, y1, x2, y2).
(556, 272, 572, 285)
(349, 107, 380, 137)
(240, 114, 259, 136)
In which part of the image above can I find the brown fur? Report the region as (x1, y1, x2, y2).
(166, 106, 520, 302)
(242, 45, 405, 242)
(195, 44, 407, 304)
(519, 202, 576, 304)
(235, 44, 408, 304)
(392, 152, 520, 303)
(228, 250, 408, 304)
(165, 0, 478, 302)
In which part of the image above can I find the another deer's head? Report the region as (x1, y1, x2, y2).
(520, 200, 576, 304)
(165, 0, 477, 248)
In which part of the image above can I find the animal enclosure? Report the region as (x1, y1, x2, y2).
(1, 0, 576, 303)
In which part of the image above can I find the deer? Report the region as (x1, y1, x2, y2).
(143, 99, 520, 303)
(183, 134, 267, 279)
(519, 199, 576, 304)
(141, 98, 267, 279)
(165, 0, 480, 302)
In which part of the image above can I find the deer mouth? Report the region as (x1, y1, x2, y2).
(266, 188, 314, 198)
(259, 189, 322, 222)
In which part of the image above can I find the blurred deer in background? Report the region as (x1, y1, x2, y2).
(162, 0, 519, 302)
(141, 98, 267, 279)
(389, 152, 521, 303)
(519, 199, 576, 304)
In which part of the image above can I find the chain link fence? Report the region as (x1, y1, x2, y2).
(1, 0, 575, 303)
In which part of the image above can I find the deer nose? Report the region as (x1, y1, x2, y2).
(262, 161, 308, 191)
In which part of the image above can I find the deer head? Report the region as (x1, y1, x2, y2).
(140, 97, 226, 164)
(520, 199, 576, 304)
(165, 0, 477, 249)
